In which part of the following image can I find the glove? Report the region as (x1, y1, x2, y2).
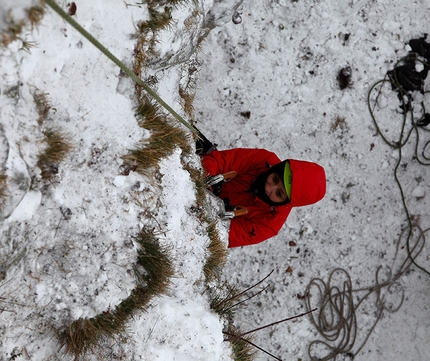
(205, 175, 224, 196)
(194, 126, 218, 155)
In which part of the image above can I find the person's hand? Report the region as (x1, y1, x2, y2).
(194, 126, 218, 155)
(205, 175, 224, 196)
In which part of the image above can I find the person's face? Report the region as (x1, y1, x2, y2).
(265, 173, 288, 203)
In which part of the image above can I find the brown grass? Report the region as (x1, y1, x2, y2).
(37, 128, 73, 180)
(58, 229, 174, 359)
(331, 115, 347, 131)
(179, 87, 196, 119)
(137, 7, 173, 33)
(32, 89, 51, 125)
(225, 326, 257, 361)
(183, 9, 201, 29)
(1, 1, 45, 47)
(209, 280, 241, 320)
(122, 96, 191, 174)
(0, 172, 7, 211)
(184, 164, 206, 209)
(1, 15, 25, 47)
(203, 220, 228, 282)
(27, 4, 45, 29)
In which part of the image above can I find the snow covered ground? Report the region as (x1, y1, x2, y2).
(1, 0, 429, 360)
(195, 1, 430, 360)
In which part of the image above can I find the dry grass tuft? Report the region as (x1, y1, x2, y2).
(32, 88, 51, 125)
(58, 228, 174, 359)
(209, 285, 257, 360)
(0, 172, 7, 207)
(135, 97, 162, 125)
(1, 1, 45, 47)
(57, 316, 123, 357)
(137, 7, 173, 33)
(226, 326, 257, 361)
(134, 228, 174, 294)
(179, 86, 195, 119)
(209, 280, 241, 320)
(183, 9, 201, 29)
(132, 36, 149, 94)
(203, 220, 228, 282)
(20, 40, 37, 53)
(178, 58, 200, 119)
(184, 164, 206, 209)
(122, 96, 191, 174)
(27, 5, 45, 29)
(132, 1, 184, 79)
(1, 15, 25, 47)
(37, 128, 73, 180)
(156, 0, 192, 7)
(331, 115, 347, 131)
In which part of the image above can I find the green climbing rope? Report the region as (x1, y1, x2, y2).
(44, 0, 197, 135)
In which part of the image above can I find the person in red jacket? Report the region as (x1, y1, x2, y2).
(195, 128, 326, 248)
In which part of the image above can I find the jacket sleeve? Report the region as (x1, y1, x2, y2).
(201, 148, 281, 176)
(228, 208, 291, 248)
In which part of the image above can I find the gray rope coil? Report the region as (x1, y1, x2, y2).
(305, 223, 426, 360)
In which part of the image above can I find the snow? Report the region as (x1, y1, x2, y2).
(1, 0, 430, 361)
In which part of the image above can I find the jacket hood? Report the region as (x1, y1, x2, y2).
(249, 159, 326, 208)
(288, 159, 326, 207)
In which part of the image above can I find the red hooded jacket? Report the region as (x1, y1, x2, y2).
(202, 148, 326, 248)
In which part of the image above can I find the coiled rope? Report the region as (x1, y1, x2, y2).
(305, 54, 430, 361)
(305, 224, 425, 360)
(44, 0, 197, 135)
